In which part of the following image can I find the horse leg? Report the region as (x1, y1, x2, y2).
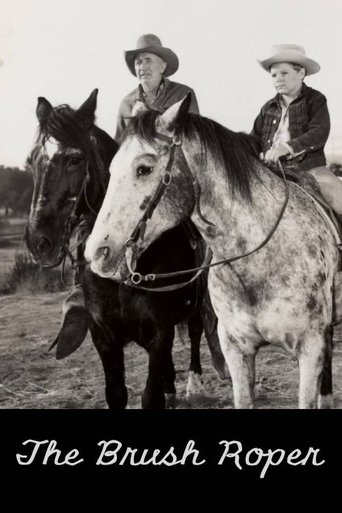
(90, 323, 128, 410)
(163, 355, 177, 409)
(201, 289, 230, 380)
(218, 321, 256, 409)
(298, 332, 326, 409)
(319, 325, 333, 409)
(186, 311, 204, 404)
(142, 343, 176, 408)
(142, 327, 175, 410)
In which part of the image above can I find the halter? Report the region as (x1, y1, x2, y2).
(123, 131, 290, 291)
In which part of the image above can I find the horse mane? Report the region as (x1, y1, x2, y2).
(37, 104, 118, 187)
(39, 104, 91, 152)
(124, 109, 260, 202)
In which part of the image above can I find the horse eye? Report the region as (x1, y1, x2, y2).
(69, 156, 83, 167)
(136, 165, 154, 177)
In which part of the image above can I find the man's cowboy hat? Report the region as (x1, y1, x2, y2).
(125, 34, 179, 77)
(258, 44, 320, 75)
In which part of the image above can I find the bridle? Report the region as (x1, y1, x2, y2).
(123, 131, 290, 291)
(40, 141, 97, 274)
(59, 160, 94, 266)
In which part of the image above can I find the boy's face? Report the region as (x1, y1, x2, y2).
(270, 62, 305, 97)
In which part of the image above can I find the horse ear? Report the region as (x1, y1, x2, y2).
(36, 97, 53, 126)
(159, 93, 192, 131)
(77, 88, 98, 127)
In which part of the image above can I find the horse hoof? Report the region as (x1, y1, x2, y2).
(186, 371, 204, 404)
(318, 394, 333, 409)
(165, 393, 176, 409)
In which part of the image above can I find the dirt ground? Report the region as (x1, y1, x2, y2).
(1, 217, 342, 409)
(1, 291, 342, 409)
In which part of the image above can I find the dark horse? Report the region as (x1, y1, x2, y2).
(24, 89, 227, 409)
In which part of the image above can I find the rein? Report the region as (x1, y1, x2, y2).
(124, 132, 290, 290)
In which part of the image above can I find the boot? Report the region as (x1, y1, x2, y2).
(50, 285, 89, 359)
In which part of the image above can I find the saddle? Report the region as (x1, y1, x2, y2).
(269, 164, 342, 268)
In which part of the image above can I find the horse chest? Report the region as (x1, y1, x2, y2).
(207, 261, 327, 350)
(208, 269, 260, 341)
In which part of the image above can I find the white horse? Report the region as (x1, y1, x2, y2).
(85, 95, 339, 409)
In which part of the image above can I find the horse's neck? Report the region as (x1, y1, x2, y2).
(92, 126, 118, 168)
(82, 126, 115, 221)
(188, 152, 285, 257)
(82, 165, 109, 230)
(82, 127, 116, 227)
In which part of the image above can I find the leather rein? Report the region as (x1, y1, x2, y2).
(123, 132, 290, 292)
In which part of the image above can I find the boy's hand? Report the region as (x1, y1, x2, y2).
(264, 145, 290, 163)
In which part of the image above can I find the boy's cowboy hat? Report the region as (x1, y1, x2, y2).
(125, 34, 179, 77)
(258, 44, 320, 75)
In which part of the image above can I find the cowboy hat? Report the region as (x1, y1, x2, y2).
(125, 34, 179, 77)
(258, 44, 320, 76)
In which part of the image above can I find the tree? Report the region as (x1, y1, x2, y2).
(0, 165, 33, 215)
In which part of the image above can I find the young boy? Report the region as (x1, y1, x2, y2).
(252, 44, 342, 216)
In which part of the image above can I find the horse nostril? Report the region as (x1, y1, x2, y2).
(37, 236, 52, 254)
(95, 246, 110, 262)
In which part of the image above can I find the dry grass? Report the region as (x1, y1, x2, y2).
(0, 216, 68, 295)
(0, 216, 28, 288)
(0, 291, 342, 409)
(0, 252, 65, 295)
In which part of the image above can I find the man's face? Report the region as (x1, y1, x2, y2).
(134, 52, 166, 89)
(270, 62, 305, 97)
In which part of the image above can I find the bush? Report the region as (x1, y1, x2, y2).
(0, 252, 67, 295)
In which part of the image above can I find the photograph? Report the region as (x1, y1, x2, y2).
(1, 0, 342, 482)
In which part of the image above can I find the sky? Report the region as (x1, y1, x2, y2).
(1, 0, 342, 168)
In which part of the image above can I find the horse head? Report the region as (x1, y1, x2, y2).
(85, 94, 196, 281)
(25, 89, 117, 266)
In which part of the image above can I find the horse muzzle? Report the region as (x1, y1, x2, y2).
(85, 242, 126, 281)
(24, 225, 59, 265)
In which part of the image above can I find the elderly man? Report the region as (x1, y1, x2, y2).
(55, 35, 220, 365)
(115, 33, 199, 142)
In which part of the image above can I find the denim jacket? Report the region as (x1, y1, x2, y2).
(251, 83, 330, 171)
